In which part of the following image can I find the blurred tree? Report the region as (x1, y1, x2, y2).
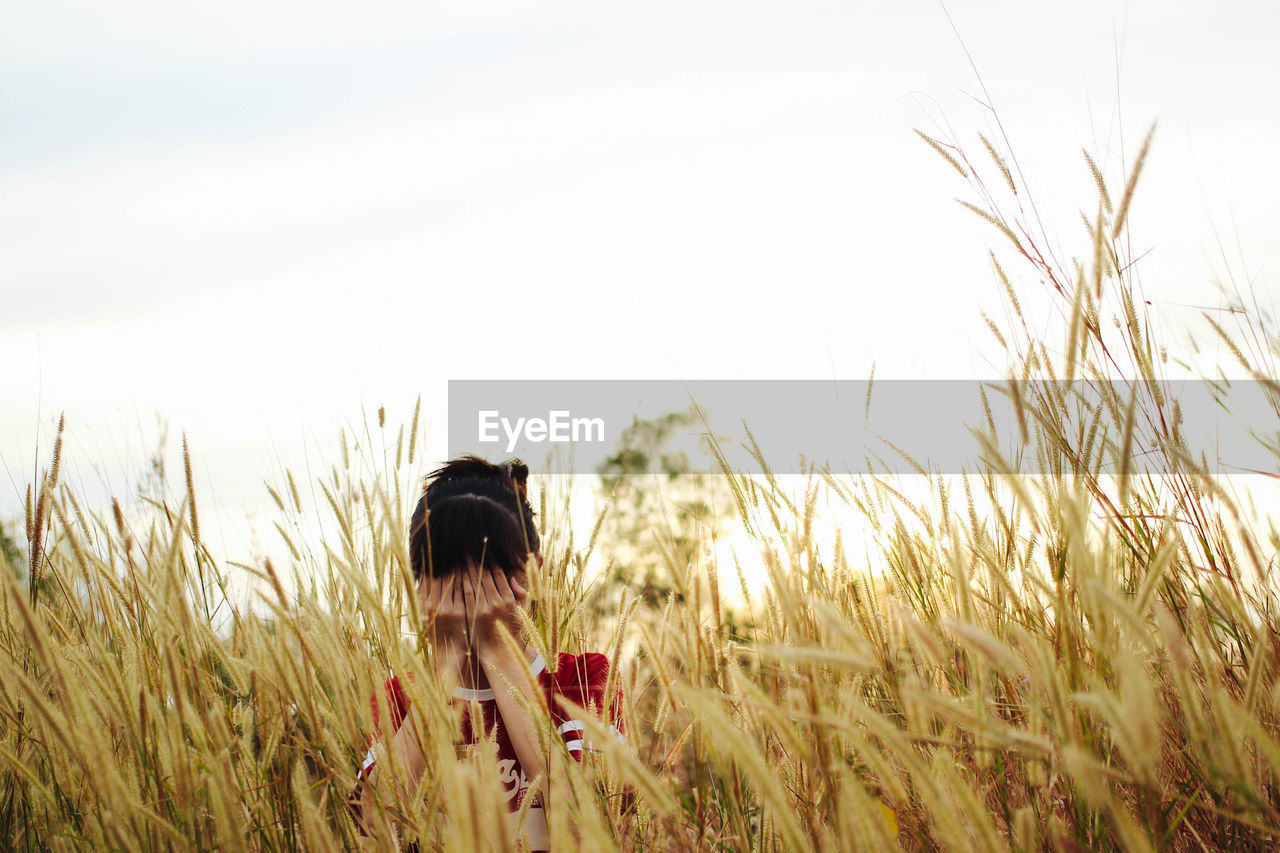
(1, 520, 22, 576)
(137, 414, 171, 503)
(591, 406, 737, 624)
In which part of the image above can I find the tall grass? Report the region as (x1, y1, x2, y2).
(4, 121, 1280, 851)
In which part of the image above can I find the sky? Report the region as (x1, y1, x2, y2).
(3, 0, 1279, 580)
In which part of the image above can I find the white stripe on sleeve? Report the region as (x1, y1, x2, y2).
(358, 745, 382, 780)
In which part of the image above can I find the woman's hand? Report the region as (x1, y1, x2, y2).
(461, 564, 529, 659)
(419, 572, 468, 659)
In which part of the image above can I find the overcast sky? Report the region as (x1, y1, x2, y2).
(3, 0, 1278, 569)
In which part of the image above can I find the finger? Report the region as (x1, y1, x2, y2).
(415, 578, 430, 633)
(501, 567, 529, 611)
(436, 573, 455, 619)
(509, 571, 528, 604)
(460, 569, 477, 632)
(420, 577, 435, 629)
(490, 565, 516, 601)
(480, 563, 502, 604)
(479, 562, 500, 611)
(427, 573, 448, 635)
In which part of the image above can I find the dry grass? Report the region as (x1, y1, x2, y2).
(4, 124, 1280, 852)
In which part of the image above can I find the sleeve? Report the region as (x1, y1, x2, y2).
(552, 653, 625, 758)
(348, 675, 412, 830)
(370, 675, 411, 736)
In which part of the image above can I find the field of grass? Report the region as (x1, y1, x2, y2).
(4, 125, 1280, 851)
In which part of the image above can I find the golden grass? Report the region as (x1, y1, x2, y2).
(4, 124, 1280, 852)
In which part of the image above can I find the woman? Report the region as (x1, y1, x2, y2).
(349, 456, 623, 850)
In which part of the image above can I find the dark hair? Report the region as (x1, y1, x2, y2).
(409, 456, 540, 580)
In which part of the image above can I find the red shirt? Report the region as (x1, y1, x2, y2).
(350, 651, 623, 824)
